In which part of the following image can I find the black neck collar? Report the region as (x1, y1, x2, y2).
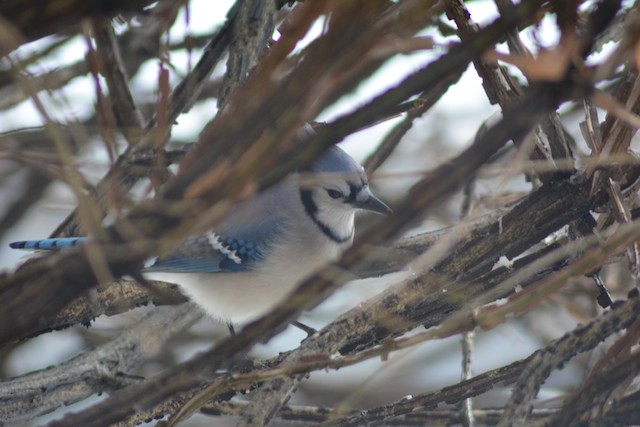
(299, 190, 351, 244)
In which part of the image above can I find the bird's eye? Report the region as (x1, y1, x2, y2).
(327, 189, 343, 199)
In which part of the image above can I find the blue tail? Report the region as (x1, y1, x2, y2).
(9, 237, 87, 250)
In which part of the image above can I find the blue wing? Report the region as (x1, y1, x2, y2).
(9, 235, 269, 273)
(146, 233, 261, 273)
(9, 218, 285, 274)
(148, 185, 292, 273)
(10, 227, 281, 274)
(145, 215, 287, 273)
(10, 185, 291, 274)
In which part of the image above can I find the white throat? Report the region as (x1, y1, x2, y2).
(313, 206, 355, 243)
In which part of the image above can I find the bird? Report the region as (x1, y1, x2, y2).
(9, 144, 390, 327)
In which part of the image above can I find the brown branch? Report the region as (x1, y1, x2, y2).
(0, 22, 215, 113)
(0, 305, 200, 425)
(39, 64, 554, 427)
(0, 62, 88, 112)
(363, 68, 464, 173)
(217, 0, 277, 107)
(228, 181, 590, 427)
(0, 0, 157, 47)
(444, 0, 575, 184)
(542, 346, 640, 426)
(232, 90, 591, 426)
(91, 18, 145, 145)
(327, 295, 640, 426)
(3, 2, 637, 427)
(0, 168, 51, 241)
(202, 401, 558, 425)
(593, 388, 640, 426)
(35, 280, 186, 336)
(130, 238, 640, 425)
(49, 5, 235, 238)
(499, 295, 640, 426)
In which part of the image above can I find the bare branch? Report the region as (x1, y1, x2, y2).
(3, 1, 640, 426)
(0, 305, 200, 425)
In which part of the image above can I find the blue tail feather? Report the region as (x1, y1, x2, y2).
(9, 237, 87, 250)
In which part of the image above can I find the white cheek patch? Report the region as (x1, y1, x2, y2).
(315, 204, 355, 242)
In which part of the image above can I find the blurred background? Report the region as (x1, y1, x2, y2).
(1, 1, 638, 425)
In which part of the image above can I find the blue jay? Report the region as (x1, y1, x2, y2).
(10, 145, 390, 325)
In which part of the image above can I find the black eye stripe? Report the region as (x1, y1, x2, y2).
(321, 181, 366, 203)
(346, 183, 364, 202)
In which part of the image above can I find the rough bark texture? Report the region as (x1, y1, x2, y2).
(1, 1, 640, 426)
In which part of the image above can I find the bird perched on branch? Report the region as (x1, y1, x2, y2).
(10, 142, 390, 327)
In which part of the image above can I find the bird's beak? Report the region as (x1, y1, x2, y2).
(354, 188, 392, 215)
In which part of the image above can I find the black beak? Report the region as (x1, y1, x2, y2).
(354, 188, 392, 215)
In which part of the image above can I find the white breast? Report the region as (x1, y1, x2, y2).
(145, 240, 343, 324)
(145, 209, 349, 325)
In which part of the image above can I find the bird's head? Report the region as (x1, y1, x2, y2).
(299, 146, 390, 243)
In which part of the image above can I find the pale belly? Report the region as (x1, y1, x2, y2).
(145, 268, 305, 324)
(144, 238, 343, 325)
